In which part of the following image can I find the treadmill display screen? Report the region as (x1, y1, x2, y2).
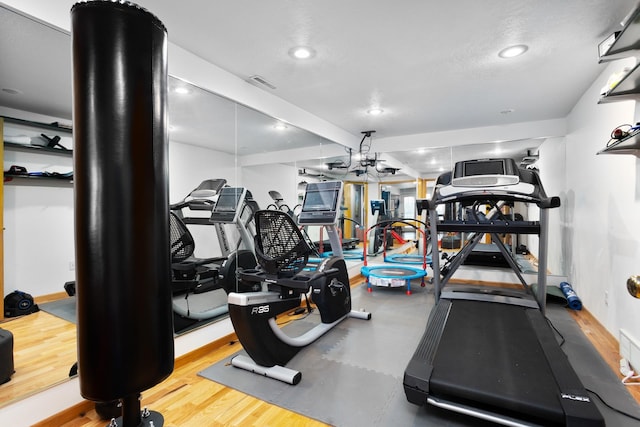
(464, 160, 505, 176)
(214, 188, 243, 212)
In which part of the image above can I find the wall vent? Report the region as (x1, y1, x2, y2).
(247, 75, 276, 90)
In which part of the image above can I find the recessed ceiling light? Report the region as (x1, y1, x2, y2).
(173, 86, 191, 95)
(289, 46, 316, 60)
(498, 44, 528, 58)
(367, 108, 384, 116)
(2, 88, 22, 95)
(274, 122, 288, 130)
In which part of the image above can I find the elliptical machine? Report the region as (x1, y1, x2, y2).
(227, 181, 371, 384)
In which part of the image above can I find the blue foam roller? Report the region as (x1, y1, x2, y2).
(560, 282, 582, 310)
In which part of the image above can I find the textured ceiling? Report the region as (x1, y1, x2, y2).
(0, 0, 637, 179)
(133, 0, 634, 138)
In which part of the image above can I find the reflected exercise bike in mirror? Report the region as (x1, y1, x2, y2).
(170, 180, 260, 334)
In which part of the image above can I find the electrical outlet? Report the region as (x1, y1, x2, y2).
(69, 261, 75, 271)
(620, 329, 640, 372)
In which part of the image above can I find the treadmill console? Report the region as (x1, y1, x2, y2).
(298, 181, 343, 225)
(210, 187, 247, 224)
(452, 158, 520, 187)
(370, 199, 386, 216)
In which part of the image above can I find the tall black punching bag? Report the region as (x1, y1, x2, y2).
(71, 1, 173, 423)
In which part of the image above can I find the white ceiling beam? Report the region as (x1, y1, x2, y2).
(239, 143, 349, 167)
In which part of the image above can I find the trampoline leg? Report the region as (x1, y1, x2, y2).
(367, 280, 373, 293)
(406, 279, 412, 295)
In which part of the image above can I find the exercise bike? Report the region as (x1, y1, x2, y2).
(227, 181, 371, 384)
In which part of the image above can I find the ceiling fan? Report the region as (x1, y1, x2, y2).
(325, 130, 401, 177)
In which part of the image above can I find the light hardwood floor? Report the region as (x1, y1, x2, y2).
(2, 281, 639, 426)
(0, 310, 77, 404)
(33, 317, 330, 427)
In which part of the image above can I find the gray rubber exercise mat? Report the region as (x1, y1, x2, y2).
(199, 283, 640, 426)
(39, 291, 227, 336)
(39, 296, 76, 323)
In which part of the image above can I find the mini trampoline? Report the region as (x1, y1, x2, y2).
(319, 249, 364, 260)
(361, 265, 427, 295)
(362, 218, 430, 295)
(385, 253, 432, 265)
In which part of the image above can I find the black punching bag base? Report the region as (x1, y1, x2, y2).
(108, 410, 164, 427)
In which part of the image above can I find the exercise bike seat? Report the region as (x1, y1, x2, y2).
(239, 265, 341, 292)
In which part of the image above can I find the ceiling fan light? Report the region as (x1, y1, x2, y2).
(367, 108, 384, 116)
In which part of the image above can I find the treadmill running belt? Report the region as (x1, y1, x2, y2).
(429, 300, 565, 424)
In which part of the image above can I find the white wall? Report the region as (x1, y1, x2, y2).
(168, 142, 238, 204)
(538, 137, 566, 277)
(561, 57, 640, 341)
(240, 163, 299, 211)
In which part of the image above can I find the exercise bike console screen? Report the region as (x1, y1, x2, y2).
(298, 181, 343, 225)
(452, 158, 519, 187)
(210, 187, 247, 224)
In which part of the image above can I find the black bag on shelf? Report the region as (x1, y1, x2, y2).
(4, 290, 39, 317)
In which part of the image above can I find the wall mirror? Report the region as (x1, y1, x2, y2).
(0, 3, 338, 408)
(293, 138, 548, 278)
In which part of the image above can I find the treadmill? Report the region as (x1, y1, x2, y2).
(403, 158, 604, 427)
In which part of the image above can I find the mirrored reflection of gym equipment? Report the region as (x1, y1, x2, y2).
(266, 190, 301, 218)
(170, 184, 259, 333)
(384, 199, 432, 265)
(170, 179, 227, 295)
(361, 218, 429, 295)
